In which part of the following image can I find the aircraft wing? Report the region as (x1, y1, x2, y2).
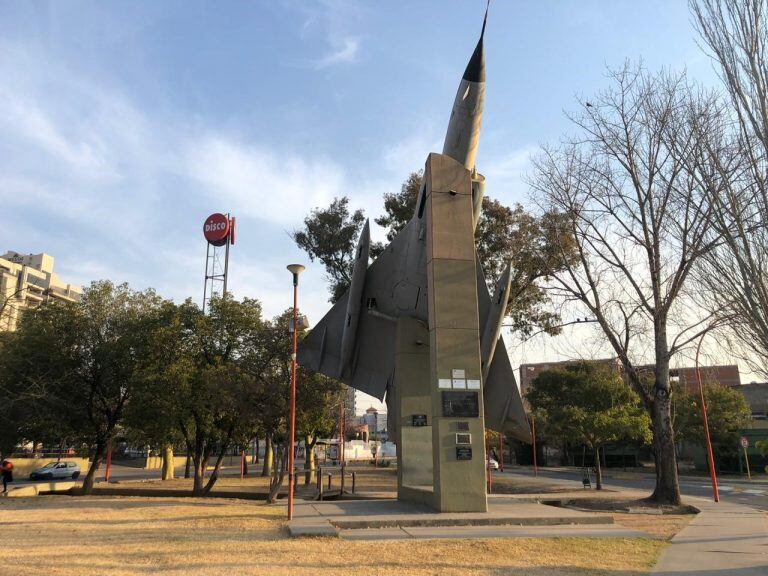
(298, 220, 423, 400)
(298, 287, 397, 401)
(475, 259, 532, 443)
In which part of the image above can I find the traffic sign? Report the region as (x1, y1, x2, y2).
(741, 436, 749, 448)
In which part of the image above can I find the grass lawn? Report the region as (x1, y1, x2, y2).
(0, 495, 667, 576)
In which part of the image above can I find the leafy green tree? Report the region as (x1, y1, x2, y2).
(252, 309, 344, 492)
(247, 311, 291, 479)
(0, 281, 163, 493)
(375, 170, 423, 242)
(0, 302, 85, 457)
(133, 296, 269, 495)
(124, 300, 189, 480)
(292, 197, 366, 303)
(475, 199, 576, 337)
(182, 296, 265, 495)
(74, 282, 163, 492)
(755, 440, 768, 473)
(673, 382, 752, 468)
(526, 362, 652, 489)
(296, 368, 343, 484)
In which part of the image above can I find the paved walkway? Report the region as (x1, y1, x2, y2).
(652, 499, 768, 576)
(289, 497, 643, 540)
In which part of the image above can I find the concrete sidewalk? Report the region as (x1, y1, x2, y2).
(652, 500, 768, 576)
(289, 497, 644, 540)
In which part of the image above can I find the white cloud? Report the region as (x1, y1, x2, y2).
(286, 0, 363, 70)
(184, 136, 346, 226)
(1, 96, 113, 178)
(482, 146, 537, 204)
(383, 133, 440, 175)
(313, 37, 360, 69)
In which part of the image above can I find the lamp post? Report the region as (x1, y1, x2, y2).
(286, 263, 305, 520)
(695, 330, 719, 503)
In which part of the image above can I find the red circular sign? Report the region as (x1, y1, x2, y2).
(203, 213, 230, 246)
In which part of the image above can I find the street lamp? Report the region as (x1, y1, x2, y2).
(286, 263, 305, 520)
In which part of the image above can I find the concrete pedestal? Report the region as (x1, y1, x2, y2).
(396, 152, 488, 513)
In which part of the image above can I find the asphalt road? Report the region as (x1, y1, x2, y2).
(11, 460, 768, 513)
(10, 462, 184, 488)
(509, 466, 768, 511)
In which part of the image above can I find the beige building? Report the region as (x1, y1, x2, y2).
(0, 251, 82, 331)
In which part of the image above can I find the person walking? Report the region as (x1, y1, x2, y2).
(1, 460, 13, 493)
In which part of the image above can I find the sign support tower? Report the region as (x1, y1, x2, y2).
(202, 212, 236, 314)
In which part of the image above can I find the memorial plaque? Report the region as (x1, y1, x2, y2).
(456, 421, 470, 432)
(456, 446, 473, 461)
(455, 432, 472, 445)
(412, 414, 428, 427)
(441, 391, 479, 417)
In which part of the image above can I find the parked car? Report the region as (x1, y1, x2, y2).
(29, 461, 80, 480)
(487, 457, 500, 471)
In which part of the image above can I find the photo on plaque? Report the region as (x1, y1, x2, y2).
(441, 391, 480, 417)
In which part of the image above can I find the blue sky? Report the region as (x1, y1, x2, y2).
(2, 1, 741, 404)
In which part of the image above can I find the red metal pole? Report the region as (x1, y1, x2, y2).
(240, 450, 245, 480)
(500, 433, 504, 472)
(695, 333, 719, 503)
(104, 445, 112, 483)
(338, 403, 342, 464)
(287, 273, 300, 520)
(486, 432, 492, 493)
(341, 400, 346, 466)
(531, 416, 538, 477)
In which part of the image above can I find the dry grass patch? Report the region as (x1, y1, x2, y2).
(612, 513, 694, 540)
(1, 495, 664, 576)
(99, 465, 399, 497)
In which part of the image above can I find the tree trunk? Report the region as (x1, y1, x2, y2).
(304, 435, 316, 485)
(82, 437, 107, 494)
(261, 434, 273, 477)
(201, 443, 230, 496)
(192, 453, 207, 496)
(648, 389, 681, 505)
(267, 443, 287, 504)
(184, 454, 191, 479)
(594, 445, 603, 491)
(161, 445, 174, 481)
(253, 438, 259, 464)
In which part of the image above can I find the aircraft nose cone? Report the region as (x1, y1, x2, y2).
(463, 37, 485, 83)
(463, 1, 488, 83)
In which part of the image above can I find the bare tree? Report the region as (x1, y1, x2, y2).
(0, 285, 26, 331)
(690, 0, 768, 377)
(530, 65, 723, 505)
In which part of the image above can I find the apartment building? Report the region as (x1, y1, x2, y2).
(519, 358, 741, 399)
(0, 251, 82, 331)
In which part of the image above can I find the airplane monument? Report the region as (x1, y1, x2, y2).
(299, 7, 531, 513)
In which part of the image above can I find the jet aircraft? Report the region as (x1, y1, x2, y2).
(298, 7, 531, 443)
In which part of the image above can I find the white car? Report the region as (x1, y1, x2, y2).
(29, 461, 80, 480)
(487, 457, 500, 471)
